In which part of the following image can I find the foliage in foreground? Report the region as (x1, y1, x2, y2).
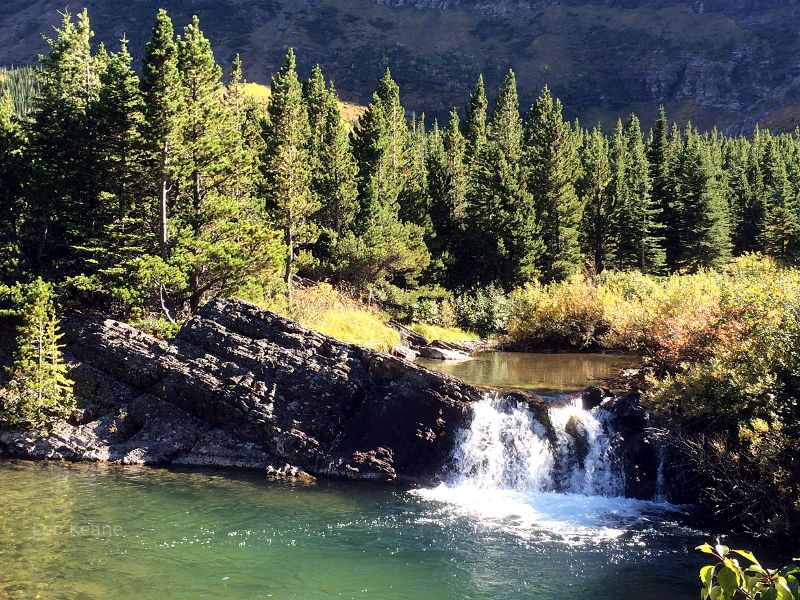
(0, 279, 74, 428)
(697, 542, 799, 600)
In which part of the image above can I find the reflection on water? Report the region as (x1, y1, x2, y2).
(0, 460, 704, 600)
(417, 351, 638, 393)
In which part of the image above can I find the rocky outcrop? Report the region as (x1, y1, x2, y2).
(0, 299, 484, 483)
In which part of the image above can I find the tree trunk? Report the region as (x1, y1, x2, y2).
(285, 225, 294, 302)
(159, 143, 170, 261)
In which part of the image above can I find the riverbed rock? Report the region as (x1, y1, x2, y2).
(581, 386, 613, 411)
(418, 345, 471, 361)
(0, 299, 483, 484)
(600, 391, 660, 500)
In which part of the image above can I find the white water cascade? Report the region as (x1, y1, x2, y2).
(416, 394, 664, 541)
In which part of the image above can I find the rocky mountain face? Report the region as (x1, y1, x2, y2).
(1, 0, 799, 131)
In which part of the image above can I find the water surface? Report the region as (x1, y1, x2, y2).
(0, 459, 706, 599)
(417, 351, 637, 394)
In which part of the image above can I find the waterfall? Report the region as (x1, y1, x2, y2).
(445, 394, 625, 497)
(415, 394, 661, 541)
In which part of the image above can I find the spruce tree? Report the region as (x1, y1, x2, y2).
(0, 91, 24, 280)
(463, 74, 488, 165)
(466, 70, 541, 288)
(313, 84, 359, 251)
(612, 115, 665, 273)
(25, 9, 101, 276)
(761, 138, 800, 263)
(1, 279, 74, 428)
(351, 69, 412, 228)
(672, 126, 732, 270)
(91, 37, 149, 289)
(524, 86, 583, 282)
(578, 126, 614, 274)
(141, 9, 181, 261)
(262, 49, 315, 299)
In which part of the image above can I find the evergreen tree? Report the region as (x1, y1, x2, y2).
(0, 91, 24, 280)
(612, 115, 665, 273)
(312, 83, 359, 251)
(466, 70, 541, 288)
(672, 126, 732, 270)
(351, 69, 412, 228)
(225, 54, 263, 202)
(760, 138, 800, 263)
(463, 74, 488, 165)
(427, 110, 468, 281)
(25, 9, 101, 276)
(1, 279, 74, 428)
(524, 86, 583, 282)
(91, 37, 149, 290)
(262, 49, 315, 299)
(141, 9, 182, 261)
(578, 126, 614, 274)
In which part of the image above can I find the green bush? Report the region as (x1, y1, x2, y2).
(696, 542, 799, 600)
(453, 284, 510, 338)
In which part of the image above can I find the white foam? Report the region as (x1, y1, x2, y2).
(414, 394, 673, 543)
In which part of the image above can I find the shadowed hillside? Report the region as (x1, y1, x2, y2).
(1, 0, 799, 131)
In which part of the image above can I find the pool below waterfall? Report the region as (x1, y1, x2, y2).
(1, 353, 727, 599)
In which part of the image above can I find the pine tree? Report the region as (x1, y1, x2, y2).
(612, 115, 665, 273)
(427, 110, 468, 281)
(672, 126, 732, 270)
(463, 74, 488, 165)
(262, 49, 316, 300)
(351, 69, 412, 228)
(578, 126, 614, 274)
(466, 70, 541, 288)
(1, 279, 74, 428)
(524, 86, 583, 282)
(225, 54, 263, 202)
(0, 91, 24, 280)
(25, 9, 101, 276)
(141, 9, 182, 261)
(313, 83, 359, 251)
(91, 37, 149, 289)
(761, 138, 800, 263)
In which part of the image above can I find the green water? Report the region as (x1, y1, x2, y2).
(0, 459, 705, 599)
(417, 351, 636, 394)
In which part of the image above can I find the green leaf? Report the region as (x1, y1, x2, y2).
(716, 544, 730, 558)
(731, 549, 758, 565)
(763, 589, 780, 600)
(701, 565, 716, 590)
(717, 566, 739, 594)
(697, 543, 716, 555)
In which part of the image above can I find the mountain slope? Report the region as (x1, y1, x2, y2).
(1, 0, 799, 131)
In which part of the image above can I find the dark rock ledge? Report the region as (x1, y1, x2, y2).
(0, 299, 485, 484)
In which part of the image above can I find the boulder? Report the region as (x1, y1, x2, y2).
(0, 298, 484, 484)
(418, 345, 471, 361)
(600, 391, 660, 499)
(581, 386, 613, 411)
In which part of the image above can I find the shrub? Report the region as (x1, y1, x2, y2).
(696, 542, 799, 600)
(507, 276, 606, 349)
(453, 284, 510, 338)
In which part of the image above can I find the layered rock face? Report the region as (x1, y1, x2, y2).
(0, 299, 482, 483)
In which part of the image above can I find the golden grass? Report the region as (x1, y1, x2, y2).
(263, 283, 400, 352)
(409, 323, 479, 344)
